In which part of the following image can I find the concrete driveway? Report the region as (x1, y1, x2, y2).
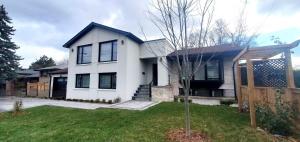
(0, 96, 159, 112)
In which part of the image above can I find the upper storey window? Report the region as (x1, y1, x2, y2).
(77, 44, 92, 64)
(99, 40, 117, 62)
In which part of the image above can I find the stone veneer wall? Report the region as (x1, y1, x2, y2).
(151, 86, 174, 102)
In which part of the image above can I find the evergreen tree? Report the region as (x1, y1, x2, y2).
(0, 5, 22, 80)
(29, 55, 56, 69)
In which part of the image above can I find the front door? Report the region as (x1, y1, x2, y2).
(52, 77, 67, 99)
(152, 64, 158, 86)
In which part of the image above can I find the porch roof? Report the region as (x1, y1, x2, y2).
(233, 40, 300, 61)
(167, 44, 244, 57)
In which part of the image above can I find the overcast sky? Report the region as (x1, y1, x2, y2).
(1, 0, 300, 68)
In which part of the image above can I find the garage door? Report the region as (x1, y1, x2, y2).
(52, 77, 67, 99)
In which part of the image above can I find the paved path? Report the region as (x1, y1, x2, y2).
(0, 97, 159, 112)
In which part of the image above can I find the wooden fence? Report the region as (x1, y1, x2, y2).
(240, 86, 300, 128)
(27, 82, 49, 98)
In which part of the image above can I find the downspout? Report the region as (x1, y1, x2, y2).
(48, 74, 52, 98)
(232, 61, 237, 100)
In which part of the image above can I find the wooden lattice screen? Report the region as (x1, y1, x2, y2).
(240, 58, 287, 87)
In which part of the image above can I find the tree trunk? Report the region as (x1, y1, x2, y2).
(184, 87, 191, 137)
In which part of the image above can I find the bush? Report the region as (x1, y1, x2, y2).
(256, 89, 296, 136)
(108, 100, 113, 104)
(101, 99, 106, 103)
(113, 97, 121, 103)
(174, 97, 178, 102)
(13, 100, 23, 115)
(179, 98, 184, 103)
(90, 100, 94, 103)
(95, 99, 100, 103)
(220, 99, 236, 106)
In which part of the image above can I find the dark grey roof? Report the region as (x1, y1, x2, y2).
(167, 44, 244, 57)
(63, 22, 144, 48)
(16, 69, 40, 78)
(35, 64, 67, 71)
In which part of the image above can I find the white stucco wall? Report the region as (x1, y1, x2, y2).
(140, 39, 172, 59)
(219, 56, 235, 97)
(66, 28, 138, 102)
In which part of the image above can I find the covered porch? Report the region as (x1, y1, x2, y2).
(234, 40, 300, 127)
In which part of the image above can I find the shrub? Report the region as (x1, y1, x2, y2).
(256, 89, 296, 136)
(13, 100, 23, 115)
(108, 100, 113, 104)
(113, 97, 121, 103)
(79, 99, 84, 102)
(220, 99, 236, 106)
(90, 100, 94, 103)
(95, 99, 100, 103)
(101, 99, 106, 103)
(174, 97, 178, 102)
(179, 98, 184, 103)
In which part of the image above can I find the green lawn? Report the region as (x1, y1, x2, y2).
(0, 102, 274, 142)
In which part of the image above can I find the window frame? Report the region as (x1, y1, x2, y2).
(77, 44, 92, 64)
(98, 40, 118, 62)
(193, 59, 222, 81)
(75, 74, 90, 88)
(98, 72, 117, 89)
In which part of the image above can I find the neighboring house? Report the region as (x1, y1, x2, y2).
(4, 69, 39, 96)
(63, 22, 243, 102)
(3, 65, 67, 98)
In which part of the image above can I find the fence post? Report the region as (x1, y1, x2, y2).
(235, 64, 243, 112)
(284, 50, 295, 88)
(246, 59, 257, 128)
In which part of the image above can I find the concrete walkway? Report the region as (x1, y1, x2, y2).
(0, 96, 159, 112)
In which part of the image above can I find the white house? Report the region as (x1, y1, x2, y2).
(63, 22, 243, 102)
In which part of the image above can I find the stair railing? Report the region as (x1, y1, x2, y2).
(149, 80, 153, 98)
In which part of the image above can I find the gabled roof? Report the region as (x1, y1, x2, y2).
(63, 22, 144, 48)
(167, 44, 244, 57)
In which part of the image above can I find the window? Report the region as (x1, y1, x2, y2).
(99, 73, 116, 89)
(194, 63, 205, 80)
(77, 44, 92, 64)
(193, 60, 221, 80)
(207, 61, 220, 80)
(99, 40, 117, 62)
(76, 74, 90, 88)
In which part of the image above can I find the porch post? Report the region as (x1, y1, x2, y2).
(246, 59, 256, 128)
(235, 63, 242, 112)
(284, 49, 295, 88)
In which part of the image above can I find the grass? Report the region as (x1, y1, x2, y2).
(0, 102, 277, 142)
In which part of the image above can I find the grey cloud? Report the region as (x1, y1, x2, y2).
(1, 0, 160, 52)
(256, 0, 300, 14)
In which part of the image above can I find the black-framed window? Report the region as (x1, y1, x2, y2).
(76, 74, 90, 88)
(99, 40, 117, 62)
(207, 60, 220, 80)
(77, 44, 92, 64)
(99, 73, 116, 89)
(193, 60, 221, 80)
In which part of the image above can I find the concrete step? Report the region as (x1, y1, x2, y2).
(132, 96, 151, 101)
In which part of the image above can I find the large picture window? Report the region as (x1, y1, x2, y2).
(99, 73, 116, 89)
(99, 40, 117, 62)
(207, 61, 220, 80)
(76, 74, 90, 88)
(77, 44, 92, 64)
(193, 60, 221, 80)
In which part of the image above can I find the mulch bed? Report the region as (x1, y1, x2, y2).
(166, 128, 210, 142)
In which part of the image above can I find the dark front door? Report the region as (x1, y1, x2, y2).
(152, 64, 158, 86)
(52, 77, 67, 99)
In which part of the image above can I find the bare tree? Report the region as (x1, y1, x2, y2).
(148, 0, 216, 137)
